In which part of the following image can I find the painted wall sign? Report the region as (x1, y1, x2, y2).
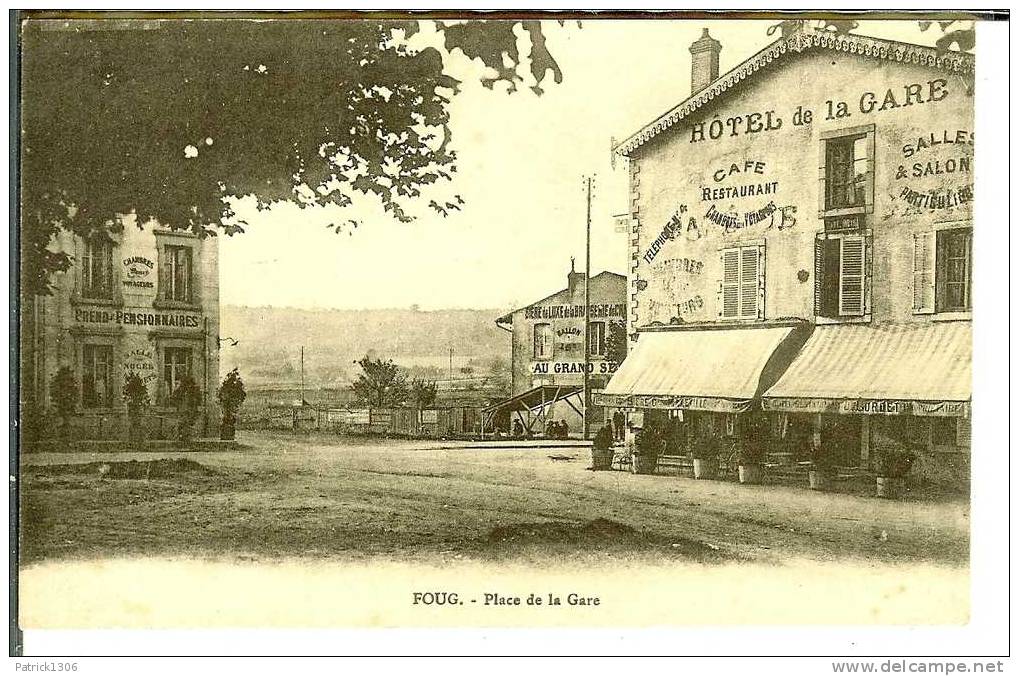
(123, 348, 157, 384)
(524, 303, 625, 320)
(74, 307, 202, 329)
(643, 207, 704, 264)
(690, 78, 952, 144)
(763, 397, 969, 418)
(531, 361, 617, 375)
(897, 185, 973, 211)
(704, 201, 798, 233)
(122, 256, 155, 289)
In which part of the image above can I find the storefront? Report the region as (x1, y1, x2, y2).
(594, 322, 812, 457)
(762, 322, 972, 483)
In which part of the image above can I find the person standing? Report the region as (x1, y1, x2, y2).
(612, 410, 625, 442)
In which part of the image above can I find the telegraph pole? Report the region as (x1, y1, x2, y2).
(300, 345, 305, 406)
(582, 175, 592, 441)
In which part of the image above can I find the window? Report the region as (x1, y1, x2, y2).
(815, 233, 870, 319)
(162, 245, 193, 303)
(163, 346, 192, 399)
(82, 344, 113, 408)
(719, 244, 764, 320)
(533, 323, 553, 360)
(588, 321, 606, 357)
(81, 237, 114, 299)
(819, 126, 875, 215)
(913, 227, 973, 314)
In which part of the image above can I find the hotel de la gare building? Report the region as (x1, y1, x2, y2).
(21, 218, 220, 440)
(595, 23, 974, 487)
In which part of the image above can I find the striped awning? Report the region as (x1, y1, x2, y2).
(593, 325, 806, 413)
(762, 322, 971, 417)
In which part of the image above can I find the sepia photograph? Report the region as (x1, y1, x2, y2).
(9, 8, 1009, 660)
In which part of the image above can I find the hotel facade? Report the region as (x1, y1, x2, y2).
(21, 219, 221, 440)
(597, 23, 973, 485)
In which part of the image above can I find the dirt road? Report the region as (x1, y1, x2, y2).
(19, 432, 970, 567)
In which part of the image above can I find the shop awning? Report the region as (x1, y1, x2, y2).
(593, 324, 808, 413)
(762, 322, 971, 417)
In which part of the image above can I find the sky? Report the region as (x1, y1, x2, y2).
(218, 18, 944, 312)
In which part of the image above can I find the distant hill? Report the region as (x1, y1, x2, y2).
(219, 305, 512, 390)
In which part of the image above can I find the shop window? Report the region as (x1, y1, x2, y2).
(533, 323, 553, 360)
(81, 236, 114, 300)
(913, 227, 972, 313)
(82, 344, 113, 408)
(819, 125, 875, 215)
(588, 321, 606, 357)
(162, 245, 194, 303)
(163, 346, 192, 400)
(719, 244, 765, 320)
(931, 417, 971, 448)
(814, 232, 871, 319)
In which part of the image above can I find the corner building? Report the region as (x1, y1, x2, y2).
(22, 218, 220, 440)
(597, 23, 973, 486)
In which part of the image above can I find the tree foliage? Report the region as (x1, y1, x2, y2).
(49, 366, 77, 420)
(20, 18, 571, 295)
(217, 368, 247, 417)
(410, 378, 438, 408)
(122, 372, 150, 415)
(605, 320, 628, 366)
(351, 355, 408, 407)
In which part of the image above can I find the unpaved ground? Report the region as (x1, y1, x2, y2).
(19, 431, 970, 567)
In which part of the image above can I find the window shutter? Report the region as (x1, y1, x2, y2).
(818, 140, 828, 216)
(864, 131, 876, 212)
(839, 236, 865, 316)
(813, 236, 826, 317)
(912, 231, 936, 313)
(956, 417, 971, 447)
(720, 249, 740, 319)
(739, 246, 760, 319)
(159, 247, 171, 301)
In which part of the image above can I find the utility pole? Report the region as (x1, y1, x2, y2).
(582, 175, 592, 441)
(300, 345, 305, 406)
(449, 346, 454, 384)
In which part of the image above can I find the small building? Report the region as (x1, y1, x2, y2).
(486, 264, 627, 437)
(21, 218, 220, 440)
(598, 22, 973, 486)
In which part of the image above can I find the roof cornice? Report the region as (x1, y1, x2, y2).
(616, 27, 976, 157)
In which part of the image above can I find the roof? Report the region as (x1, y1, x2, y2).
(596, 324, 806, 413)
(762, 322, 971, 414)
(482, 384, 583, 415)
(616, 24, 976, 157)
(495, 271, 626, 326)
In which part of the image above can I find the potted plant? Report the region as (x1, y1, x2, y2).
(169, 376, 202, 446)
(736, 430, 767, 484)
(589, 425, 614, 471)
(48, 366, 77, 440)
(217, 368, 246, 441)
(122, 373, 150, 444)
(808, 445, 836, 491)
(691, 435, 720, 480)
(631, 426, 664, 475)
(874, 450, 914, 499)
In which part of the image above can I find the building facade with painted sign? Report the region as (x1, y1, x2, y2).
(22, 218, 220, 439)
(491, 266, 626, 437)
(598, 23, 973, 485)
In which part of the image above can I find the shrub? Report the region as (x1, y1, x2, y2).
(592, 425, 613, 451)
(634, 426, 664, 458)
(49, 366, 77, 439)
(691, 435, 720, 460)
(169, 376, 202, 445)
(875, 450, 914, 478)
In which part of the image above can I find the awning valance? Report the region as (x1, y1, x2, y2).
(762, 322, 971, 417)
(593, 325, 807, 413)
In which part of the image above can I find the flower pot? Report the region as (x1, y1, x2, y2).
(876, 476, 901, 499)
(738, 463, 763, 485)
(631, 453, 659, 475)
(693, 457, 718, 480)
(808, 469, 830, 491)
(590, 447, 614, 471)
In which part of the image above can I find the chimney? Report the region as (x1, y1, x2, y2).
(689, 28, 722, 95)
(567, 257, 585, 296)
